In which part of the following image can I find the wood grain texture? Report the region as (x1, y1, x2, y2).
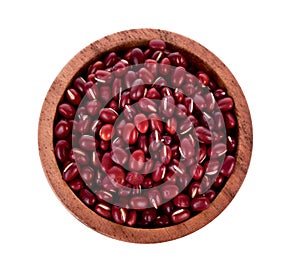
(38, 28, 253, 243)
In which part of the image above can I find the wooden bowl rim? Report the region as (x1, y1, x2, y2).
(38, 28, 253, 243)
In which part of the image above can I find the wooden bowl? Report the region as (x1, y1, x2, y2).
(38, 29, 252, 243)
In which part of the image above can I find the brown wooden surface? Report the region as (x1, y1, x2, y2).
(38, 28, 253, 243)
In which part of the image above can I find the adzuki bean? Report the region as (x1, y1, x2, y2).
(53, 38, 238, 228)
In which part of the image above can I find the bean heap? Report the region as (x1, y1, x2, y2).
(53, 39, 237, 227)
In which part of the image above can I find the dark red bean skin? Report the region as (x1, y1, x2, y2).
(172, 66, 186, 87)
(221, 155, 235, 177)
(130, 48, 144, 64)
(68, 179, 84, 191)
(147, 189, 162, 208)
(161, 184, 179, 200)
(101, 152, 113, 172)
(99, 108, 118, 124)
(154, 215, 170, 227)
(126, 210, 137, 226)
(128, 149, 145, 172)
(122, 123, 138, 145)
(134, 113, 149, 134)
(224, 112, 236, 129)
(107, 166, 125, 185)
(171, 209, 190, 224)
(173, 194, 190, 208)
(152, 164, 166, 182)
(79, 135, 98, 151)
(79, 188, 96, 206)
(130, 196, 149, 210)
(104, 52, 119, 68)
(65, 88, 81, 105)
(63, 162, 79, 181)
(99, 124, 114, 141)
(190, 196, 210, 211)
(195, 126, 212, 144)
(168, 52, 187, 68)
(54, 120, 71, 139)
(80, 166, 94, 185)
(55, 140, 71, 162)
(217, 97, 234, 112)
(214, 88, 227, 99)
(142, 208, 157, 223)
(160, 57, 171, 75)
(95, 202, 111, 219)
(112, 205, 128, 224)
(162, 201, 174, 215)
(58, 103, 75, 119)
(126, 172, 144, 186)
(130, 79, 145, 101)
(96, 190, 114, 203)
(111, 146, 128, 165)
(149, 39, 166, 51)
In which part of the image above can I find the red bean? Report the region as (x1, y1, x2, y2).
(145, 59, 158, 75)
(54, 120, 71, 139)
(112, 61, 127, 77)
(160, 145, 172, 165)
(112, 205, 128, 224)
(55, 140, 71, 162)
(99, 124, 114, 141)
(124, 70, 137, 89)
(122, 123, 138, 145)
(79, 188, 96, 206)
(208, 143, 227, 158)
(171, 66, 186, 87)
(107, 166, 125, 185)
(73, 77, 86, 94)
(111, 147, 128, 165)
(134, 113, 149, 134)
(173, 194, 190, 208)
(161, 184, 179, 200)
(79, 135, 98, 151)
(221, 155, 235, 177)
(190, 196, 210, 211)
(80, 166, 94, 185)
(154, 215, 170, 227)
(168, 52, 187, 68)
(142, 208, 157, 223)
(96, 190, 114, 202)
(95, 70, 113, 84)
(95, 202, 111, 219)
(88, 61, 104, 74)
(58, 103, 75, 119)
(224, 112, 236, 128)
(171, 209, 190, 224)
(190, 164, 204, 180)
(138, 97, 158, 113)
(160, 57, 171, 75)
(149, 39, 166, 50)
(204, 189, 217, 201)
(99, 108, 118, 123)
(149, 113, 163, 133)
(130, 48, 144, 64)
(227, 135, 237, 153)
(104, 52, 119, 68)
(65, 88, 81, 105)
(152, 164, 166, 182)
(197, 72, 210, 85)
(146, 87, 161, 99)
(126, 210, 137, 226)
(86, 100, 101, 116)
(130, 78, 145, 101)
(126, 172, 144, 186)
(128, 150, 145, 172)
(179, 137, 195, 159)
(147, 189, 162, 209)
(217, 97, 234, 112)
(68, 179, 84, 191)
(160, 96, 175, 117)
(130, 196, 149, 210)
(195, 126, 212, 144)
(138, 68, 154, 84)
(214, 88, 227, 99)
(101, 152, 113, 172)
(63, 162, 79, 181)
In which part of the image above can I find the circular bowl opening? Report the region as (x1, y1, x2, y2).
(38, 28, 252, 243)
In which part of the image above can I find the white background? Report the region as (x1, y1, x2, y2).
(1, 0, 299, 271)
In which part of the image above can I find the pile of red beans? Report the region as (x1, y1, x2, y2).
(53, 39, 237, 227)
